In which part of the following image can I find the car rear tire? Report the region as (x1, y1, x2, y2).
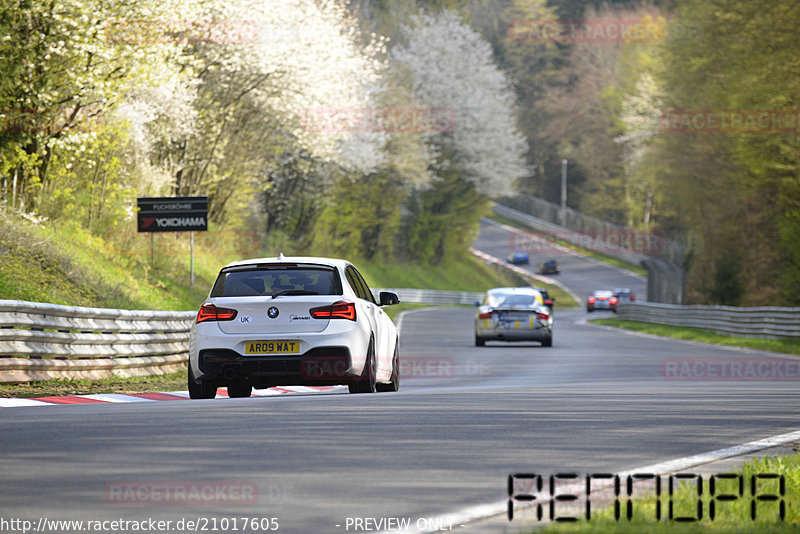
(587, 307, 594, 312)
(376, 343, 399, 392)
(541, 334, 553, 347)
(349, 339, 376, 394)
(475, 334, 485, 347)
(188, 364, 217, 399)
(227, 384, 252, 398)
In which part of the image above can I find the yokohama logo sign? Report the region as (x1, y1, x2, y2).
(140, 216, 207, 230)
(137, 196, 208, 233)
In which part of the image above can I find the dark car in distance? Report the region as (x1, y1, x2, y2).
(537, 260, 560, 275)
(613, 288, 636, 302)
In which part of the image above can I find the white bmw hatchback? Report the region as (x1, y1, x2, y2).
(188, 255, 400, 398)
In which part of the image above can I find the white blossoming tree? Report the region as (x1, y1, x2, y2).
(389, 10, 528, 262)
(391, 10, 528, 197)
(120, 0, 390, 222)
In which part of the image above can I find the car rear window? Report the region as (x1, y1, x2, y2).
(210, 265, 342, 297)
(488, 293, 540, 307)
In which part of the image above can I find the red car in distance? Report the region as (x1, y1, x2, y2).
(587, 290, 617, 313)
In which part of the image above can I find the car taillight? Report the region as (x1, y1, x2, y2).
(536, 311, 549, 320)
(310, 301, 356, 321)
(544, 299, 553, 305)
(196, 304, 238, 323)
(478, 311, 493, 319)
(610, 298, 618, 304)
(588, 297, 596, 303)
(630, 295, 635, 300)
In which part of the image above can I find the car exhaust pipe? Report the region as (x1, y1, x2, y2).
(221, 364, 240, 381)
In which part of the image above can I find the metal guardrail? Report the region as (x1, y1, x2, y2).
(0, 300, 195, 383)
(0, 291, 483, 384)
(375, 288, 484, 305)
(616, 301, 800, 340)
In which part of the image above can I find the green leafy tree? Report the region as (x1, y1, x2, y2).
(656, 0, 800, 304)
(0, 0, 189, 214)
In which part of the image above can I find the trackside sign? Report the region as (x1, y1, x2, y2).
(137, 197, 208, 233)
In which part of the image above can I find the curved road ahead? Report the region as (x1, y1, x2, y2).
(1, 222, 797, 533)
(474, 218, 647, 303)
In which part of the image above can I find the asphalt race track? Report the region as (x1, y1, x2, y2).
(474, 218, 647, 303)
(1, 221, 798, 533)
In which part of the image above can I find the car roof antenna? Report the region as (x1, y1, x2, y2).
(278, 252, 285, 260)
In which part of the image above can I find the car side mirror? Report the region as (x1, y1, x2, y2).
(379, 291, 399, 306)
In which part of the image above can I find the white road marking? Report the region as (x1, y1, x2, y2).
(396, 307, 438, 338)
(0, 398, 52, 407)
(0, 385, 347, 408)
(81, 394, 155, 403)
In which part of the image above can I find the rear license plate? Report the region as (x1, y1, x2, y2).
(245, 341, 300, 354)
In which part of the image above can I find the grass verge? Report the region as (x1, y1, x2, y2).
(383, 302, 438, 321)
(360, 254, 578, 311)
(0, 211, 238, 311)
(539, 452, 800, 533)
(0, 212, 565, 397)
(359, 254, 522, 292)
(520, 274, 579, 311)
(0, 370, 188, 398)
(358, 255, 579, 311)
(488, 213, 648, 277)
(590, 318, 800, 356)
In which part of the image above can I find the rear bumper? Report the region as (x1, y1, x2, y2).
(475, 322, 552, 341)
(197, 347, 354, 388)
